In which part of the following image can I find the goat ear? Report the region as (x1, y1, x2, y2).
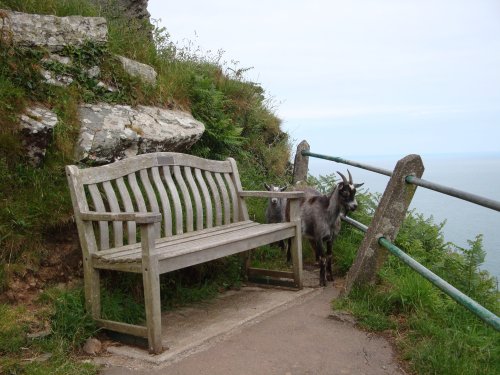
(354, 183, 364, 188)
(264, 183, 271, 191)
(280, 185, 288, 192)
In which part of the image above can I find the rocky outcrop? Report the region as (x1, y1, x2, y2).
(3, 9, 201, 167)
(76, 104, 205, 164)
(118, 55, 157, 85)
(19, 106, 58, 166)
(1, 10, 107, 51)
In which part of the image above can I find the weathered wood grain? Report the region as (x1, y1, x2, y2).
(205, 171, 222, 226)
(66, 151, 304, 355)
(195, 168, 213, 228)
(151, 167, 173, 237)
(185, 167, 203, 231)
(116, 177, 137, 244)
(174, 166, 193, 232)
(162, 166, 183, 235)
(88, 184, 109, 250)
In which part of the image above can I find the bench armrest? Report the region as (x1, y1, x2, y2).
(238, 191, 304, 199)
(79, 211, 162, 224)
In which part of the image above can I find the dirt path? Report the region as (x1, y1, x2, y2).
(100, 283, 405, 375)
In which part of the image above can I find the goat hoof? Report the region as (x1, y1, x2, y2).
(327, 275, 333, 282)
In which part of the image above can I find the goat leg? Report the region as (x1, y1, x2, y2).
(315, 239, 327, 286)
(326, 239, 333, 282)
(309, 238, 320, 263)
(319, 256, 327, 286)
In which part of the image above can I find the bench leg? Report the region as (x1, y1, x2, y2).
(83, 261, 101, 319)
(143, 260, 162, 354)
(141, 223, 163, 354)
(241, 250, 252, 280)
(290, 234, 303, 288)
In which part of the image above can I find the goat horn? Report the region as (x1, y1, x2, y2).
(337, 171, 348, 185)
(347, 169, 353, 184)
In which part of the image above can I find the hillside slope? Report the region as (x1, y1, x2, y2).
(0, 1, 291, 301)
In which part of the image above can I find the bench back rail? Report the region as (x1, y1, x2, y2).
(66, 153, 248, 256)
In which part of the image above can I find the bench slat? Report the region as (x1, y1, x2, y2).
(128, 172, 147, 212)
(185, 167, 203, 231)
(139, 169, 161, 238)
(205, 171, 222, 226)
(195, 168, 213, 228)
(224, 172, 238, 223)
(92, 222, 295, 271)
(88, 184, 109, 250)
(102, 221, 262, 261)
(151, 167, 172, 237)
(162, 166, 183, 235)
(102, 181, 123, 247)
(174, 166, 193, 232)
(94, 220, 257, 258)
(161, 223, 294, 258)
(79, 152, 233, 184)
(159, 224, 295, 274)
(215, 172, 230, 225)
(115, 177, 137, 244)
(227, 158, 249, 221)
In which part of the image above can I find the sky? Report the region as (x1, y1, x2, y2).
(148, 0, 500, 159)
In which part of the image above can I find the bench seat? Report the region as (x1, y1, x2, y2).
(92, 221, 296, 273)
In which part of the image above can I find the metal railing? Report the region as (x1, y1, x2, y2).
(303, 150, 500, 331)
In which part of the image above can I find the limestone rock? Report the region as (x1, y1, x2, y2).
(19, 105, 58, 166)
(76, 103, 205, 164)
(1, 10, 107, 51)
(40, 69, 74, 87)
(117, 55, 157, 85)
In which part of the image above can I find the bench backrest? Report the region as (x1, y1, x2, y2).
(66, 153, 249, 253)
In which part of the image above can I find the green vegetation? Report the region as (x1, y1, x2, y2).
(0, 288, 99, 374)
(0, 0, 288, 287)
(314, 175, 500, 375)
(0, 0, 290, 372)
(1, 1, 497, 374)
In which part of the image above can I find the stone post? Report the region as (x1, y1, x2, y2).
(343, 154, 425, 294)
(292, 140, 310, 185)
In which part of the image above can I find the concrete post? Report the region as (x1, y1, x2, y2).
(343, 154, 425, 294)
(292, 140, 310, 185)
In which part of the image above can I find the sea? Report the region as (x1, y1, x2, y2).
(308, 154, 500, 280)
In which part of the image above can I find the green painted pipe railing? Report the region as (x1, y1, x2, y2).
(301, 151, 393, 176)
(301, 150, 500, 212)
(342, 214, 500, 330)
(378, 237, 500, 331)
(303, 150, 500, 331)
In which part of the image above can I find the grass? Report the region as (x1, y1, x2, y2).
(3, 1, 498, 375)
(0, 1, 290, 373)
(0, 0, 289, 285)
(0, 288, 99, 375)
(328, 185, 500, 375)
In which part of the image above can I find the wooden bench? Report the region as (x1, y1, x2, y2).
(66, 152, 304, 353)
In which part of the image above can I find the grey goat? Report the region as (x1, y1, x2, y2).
(293, 170, 363, 286)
